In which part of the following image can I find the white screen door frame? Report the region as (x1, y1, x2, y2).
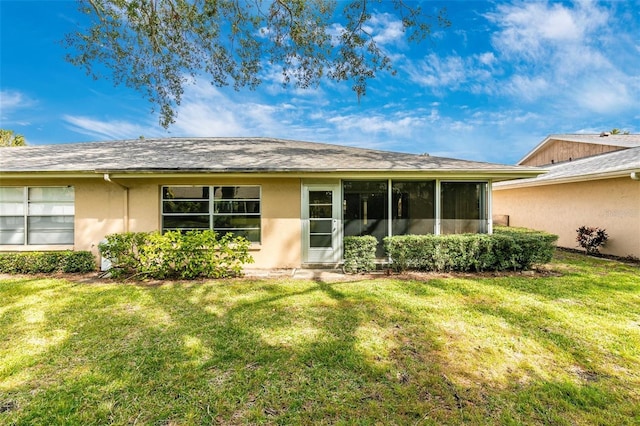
(302, 182, 342, 264)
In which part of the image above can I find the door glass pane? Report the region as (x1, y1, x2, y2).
(307, 190, 334, 251)
(310, 234, 332, 248)
(309, 191, 332, 205)
(310, 219, 332, 233)
(309, 205, 332, 218)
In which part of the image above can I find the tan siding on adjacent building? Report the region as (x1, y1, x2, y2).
(493, 178, 640, 258)
(520, 140, 626, 166)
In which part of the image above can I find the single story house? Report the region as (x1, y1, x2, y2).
(0, 137, 542, 268)
(493, 134, 640, 259)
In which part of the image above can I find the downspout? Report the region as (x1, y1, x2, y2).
(103, 173, 130, 232)
(631, 172, 640, 181)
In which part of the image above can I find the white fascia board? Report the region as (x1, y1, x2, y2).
(493, 169, 639, 190)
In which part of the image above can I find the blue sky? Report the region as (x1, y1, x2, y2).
(1, 0, 639, 164)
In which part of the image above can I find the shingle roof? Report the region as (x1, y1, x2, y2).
(496, 146, 640, 188)
(0, 137, 539, 176)
(518, 133, 640, 165)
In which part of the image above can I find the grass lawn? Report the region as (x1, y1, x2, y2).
(1, 251, 639, 425)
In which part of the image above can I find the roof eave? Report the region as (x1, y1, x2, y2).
(494, 169, 640, 190)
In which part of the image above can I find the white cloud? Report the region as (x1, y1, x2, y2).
(364, 13, 406, 46)
(62, 115, 162, 141)
(406, 54, 467, 90)
(0, 90, 36, 115)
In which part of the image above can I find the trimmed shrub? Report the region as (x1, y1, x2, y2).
(0, 251, 96, 274)
(384, 227, 557, 272)
(98, 230, 254, 279)
(343, 236, 378, 273)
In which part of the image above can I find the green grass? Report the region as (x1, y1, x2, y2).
(1, 250, 639, 425)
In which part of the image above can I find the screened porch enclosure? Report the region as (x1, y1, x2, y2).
(342, 180, 488, 256)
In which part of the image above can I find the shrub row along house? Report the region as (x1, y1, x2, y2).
(0, 138, 542, 269)
(493, 133, 640, 259)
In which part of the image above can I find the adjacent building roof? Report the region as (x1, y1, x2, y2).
(495, 146, 640, 189)
(517, 133, 640, 165)
(0, 137, 542, 180)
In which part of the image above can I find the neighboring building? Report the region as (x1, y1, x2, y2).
(0, 137, 541, 268)
(494, 134, 640, 259)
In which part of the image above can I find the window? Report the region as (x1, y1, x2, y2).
(392, 181, 435, 235)
(342, 180, 488, 256)
(343, 181, 388, 257)
(440, 182, 487, 234)
(162, 186, 261, 242)
(0, 187, 75, 245)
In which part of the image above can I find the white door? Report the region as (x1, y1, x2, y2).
(302, 183, 341, 264)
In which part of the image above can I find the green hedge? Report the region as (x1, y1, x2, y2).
(0, 251, 96, 274)
(384, 227, 557, 272)
(99, 230, 254, 279)
(343, 236, 378, 273)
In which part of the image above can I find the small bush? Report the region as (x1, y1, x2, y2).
(99, 230, 254, 279)
(343, 236, 378, 273)
(384, 227, 558, 272)
(576, 226, 608, 255)
(0, 251, 96, 274)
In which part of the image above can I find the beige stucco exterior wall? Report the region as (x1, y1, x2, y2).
(95, 177, 303, 268)
(493, 177, 640, 258)
(1, 176, 303, 268)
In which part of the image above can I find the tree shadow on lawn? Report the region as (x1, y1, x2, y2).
(2, 276, 639, 425)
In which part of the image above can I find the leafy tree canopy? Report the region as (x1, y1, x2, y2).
(0, 129, 26, 147)
(65, 0, 450, 127)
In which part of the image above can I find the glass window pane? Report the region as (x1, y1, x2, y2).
(163, 215, 210, 229)
(214, 200, 260, 214)
(0, 216, 25, 244)
(163, 200, 209, 214)
(343, 180, 388, 257)
(214, 216, 260, 229)
(214, 186, 260, 200)
(0, 230, 25, 245)
(28, 187, 74, 202)
(217, 229, 260, 243)
(441, 182, 486, 234)
(27, 216, 74, 244)
(0, 203, 24, 215)
(28, 230, 74, 245)
(28, 216, 74, 230)
(28, 202, 75, 215)
(392, 181, 435, 235)
(0, 187, 24, 202)
(310, 235, 332, 248)
(163, 186, 209, 200)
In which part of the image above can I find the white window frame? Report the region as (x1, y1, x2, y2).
(0, 186, 75, 246)
(161, 185, 262, 243)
